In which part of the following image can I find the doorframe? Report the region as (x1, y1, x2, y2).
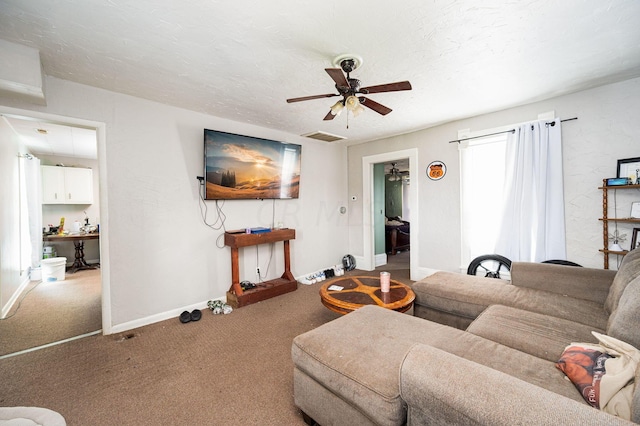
(0, 105, 111, 334)
(362, 148, 418, 280)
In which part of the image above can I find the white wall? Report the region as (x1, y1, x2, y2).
(0, 116, 23, 314)
(0, 76, 349, 332)
(348, 77, 640, 273)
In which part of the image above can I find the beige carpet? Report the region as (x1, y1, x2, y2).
(383, 249, 410, 271)
(0, 262, 411, 426)
(0, 269, 102, 356)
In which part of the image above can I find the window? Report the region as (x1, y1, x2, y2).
(460, 116, 566, 270)
(459, 134, 508, 270)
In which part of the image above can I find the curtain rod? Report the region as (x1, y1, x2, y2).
(448, 117, 578, 144)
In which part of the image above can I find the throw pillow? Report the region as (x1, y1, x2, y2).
(556, 332, 640, 420)
(556, 345, 612, 408)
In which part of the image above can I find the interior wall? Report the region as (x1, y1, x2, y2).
(0, 76, 349, 331)
(40, 154, 100, 264)
(0, 116, 22, 313)
(348, 77, 640, 273)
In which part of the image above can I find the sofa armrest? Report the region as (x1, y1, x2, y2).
(510, 262, 616, 305)
(400, 344, 633, 425)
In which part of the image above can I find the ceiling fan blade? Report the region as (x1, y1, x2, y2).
(323, 110, 337, 121)
(359, 97, 392, 115)
(360, 81, 412, 94)
(325, 68, 349, 88)
(287, 93, 340, 103)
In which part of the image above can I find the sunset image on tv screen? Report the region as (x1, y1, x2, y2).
(204, 130, 301, 200)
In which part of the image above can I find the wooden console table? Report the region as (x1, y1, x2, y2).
(224, 228, 297, 308)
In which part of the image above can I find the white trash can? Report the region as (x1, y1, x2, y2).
(41, 257, 67, 282)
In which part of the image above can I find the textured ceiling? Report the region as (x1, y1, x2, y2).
(1, 0, 640, 146)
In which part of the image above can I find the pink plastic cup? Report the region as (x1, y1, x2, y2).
(380, 271, 391, 292)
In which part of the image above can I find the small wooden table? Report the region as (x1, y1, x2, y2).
(224, 228, 297, 308)
(43, 233, 100, 274)
(319, 275, 415, 315)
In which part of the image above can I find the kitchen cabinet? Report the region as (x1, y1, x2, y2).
(41, 166, 93, 204)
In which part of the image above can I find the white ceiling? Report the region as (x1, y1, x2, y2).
(3, 116, 97, 159)
(1, 0, 640, 149)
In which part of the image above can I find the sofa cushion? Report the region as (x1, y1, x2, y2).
(412, 272, 513, 324)
(400, 344, 634, 426)
(292, 306, 421, 425)
(467, 305, 601, 362)
(510, 262, 615, 304)
(413, 271, 609, 329)
(607, 275, 640, 350)
(605, 248, 640, 315)
(292, 305, 585, 425)
(293, 368, 378, 426)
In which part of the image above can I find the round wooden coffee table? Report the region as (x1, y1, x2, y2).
(319, 275, 415, 315)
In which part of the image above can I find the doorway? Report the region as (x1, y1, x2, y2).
(362, 148, 419, 280)
(0, 107, 109, 357)
(380, 159, 410, 270)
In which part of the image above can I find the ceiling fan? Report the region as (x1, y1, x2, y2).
(388, 162, 409, 182)
(286, 55, 412, 121)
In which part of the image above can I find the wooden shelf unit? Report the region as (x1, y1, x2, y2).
(224, 228, 297, 308)
(599, 182, 640, 269)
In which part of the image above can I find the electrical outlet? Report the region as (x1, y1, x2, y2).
(256, 267, 260, 275)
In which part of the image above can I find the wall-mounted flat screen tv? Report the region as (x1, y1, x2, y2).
(204, 129, 302, 200)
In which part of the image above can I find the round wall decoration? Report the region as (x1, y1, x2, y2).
(427, 161, 446, 180)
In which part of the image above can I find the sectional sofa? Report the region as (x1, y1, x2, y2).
(291, 248, 640, 425)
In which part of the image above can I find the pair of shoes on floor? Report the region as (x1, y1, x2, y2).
(300, 264, 345, 284)
(207, 300, 233, 315)
(179, 309, 202, 323)
(302, 270, 328, 284)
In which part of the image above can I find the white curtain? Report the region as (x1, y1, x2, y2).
(22, 155, 42, 269)
(494, 118, 566, 262)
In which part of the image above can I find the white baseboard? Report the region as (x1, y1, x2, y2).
(1, 275, 31, 319)
(374, 253, 387, 267)
(108, 297, 225, 334)
(413, 267, 440, 281)
(353, 255, 372, 271)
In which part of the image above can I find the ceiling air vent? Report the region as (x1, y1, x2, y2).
(301, 131, 346, 142)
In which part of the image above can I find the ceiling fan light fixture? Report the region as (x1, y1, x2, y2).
(345, 95, 358, 109)
(330, 100, 344, 116)
(345, 95, 364, 117)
